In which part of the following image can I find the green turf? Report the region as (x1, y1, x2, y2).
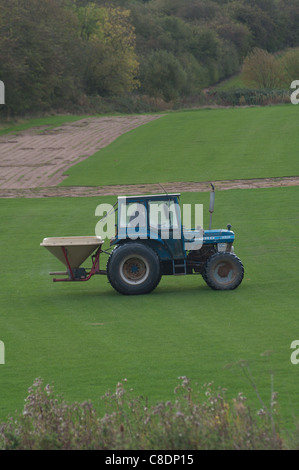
(214, 73, 246, 91)
(0, 186, 298, 429)
(60, 105, 299, 187)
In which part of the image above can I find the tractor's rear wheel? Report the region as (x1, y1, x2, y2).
(202, 252, 244, 290)
(107, 243, 161, 295)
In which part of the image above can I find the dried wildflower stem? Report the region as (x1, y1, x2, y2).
(240, 363, 277, 437)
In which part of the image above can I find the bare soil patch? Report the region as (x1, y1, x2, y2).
(0, 176, 298, 199)
(0, 115, 162, 190)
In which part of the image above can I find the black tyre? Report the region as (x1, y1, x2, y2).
(107, 242, 161, 295)
(202, 252, 244, 290)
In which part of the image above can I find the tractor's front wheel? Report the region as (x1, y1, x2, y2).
(202, 252, 244, 290)
(107, 243, 161, 295)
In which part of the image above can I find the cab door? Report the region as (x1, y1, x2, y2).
(148, 199, 185, 259)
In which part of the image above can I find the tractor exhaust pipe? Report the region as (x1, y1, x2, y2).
(209, 183, 215, 230)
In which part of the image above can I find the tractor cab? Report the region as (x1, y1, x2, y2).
(114, 193, 186, 261)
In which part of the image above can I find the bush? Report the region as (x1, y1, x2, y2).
(242, 48, 285, 89)
(0, 377, 289, 450)
(281, 48, 299, 87)
(206, 88, 290, 107)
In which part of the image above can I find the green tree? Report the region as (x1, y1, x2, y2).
(178, 53, 208, 94)
(75, 3, 139, 95)
(217, 42, 240, 80)
(189, 26, 220, 83)
(156, 15, 192, 55)
(151, 0, 219, 21)
(140, 50, 187, 101)
(278, 0, 299, 48)
(190, 26, 219, 63)
(0, 0, 83, 115)
(227, 1, 278, 51)
(75, 2, 105, 40)
(213, 17, 252, 60)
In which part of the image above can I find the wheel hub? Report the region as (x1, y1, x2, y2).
(122, 257, 147, 283)
(214, 261, 235, 283)
(217, 264, 231, 278)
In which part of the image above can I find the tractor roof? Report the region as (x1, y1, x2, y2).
(118, 193, 181, 203)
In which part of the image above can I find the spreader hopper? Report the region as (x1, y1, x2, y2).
(41, 236, 105, 281)
(41, 236, 103, 268)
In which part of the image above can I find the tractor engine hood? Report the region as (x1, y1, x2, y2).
(202, 229, 235, 244)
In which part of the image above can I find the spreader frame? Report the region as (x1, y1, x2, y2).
(51, 245, 107, 282)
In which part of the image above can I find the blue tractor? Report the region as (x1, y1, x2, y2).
(106, 187, 244, 295)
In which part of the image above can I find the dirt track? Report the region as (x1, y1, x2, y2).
(1, 176, 299, 199)
(0, 114, 298, 198)
(0, 115, 162, 190)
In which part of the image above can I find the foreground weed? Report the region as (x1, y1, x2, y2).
(0, 375, 289, 450)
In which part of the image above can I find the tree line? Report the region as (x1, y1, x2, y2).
(0, 0, 298, 116)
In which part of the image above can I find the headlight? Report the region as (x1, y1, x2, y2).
(217, 243, 227, 252)
(217, 243, 234, 252)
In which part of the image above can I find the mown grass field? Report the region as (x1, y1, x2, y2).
(0, 186, 298, 428)
(61, 105, 299, 186)
(0, 105, 298, 433)
(213, 73, 246, 91)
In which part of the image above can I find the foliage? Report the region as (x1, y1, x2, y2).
(227, 1, 279, 52)
(0, 377, 287, 450)
(0, 0, 83, 116)
(281, 48, 299, 87)
(0, 0, 299, 115)
(76, 4, 140, 96)
(139, 50, 187, 101)
(241, 47, 299, 90)
(242, 48, 285, 89)
(0, 0, 139, 116)
(207, 88, 290, 107)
